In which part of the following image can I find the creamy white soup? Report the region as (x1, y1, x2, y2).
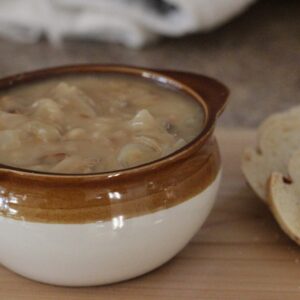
(0, 74, 204, 173)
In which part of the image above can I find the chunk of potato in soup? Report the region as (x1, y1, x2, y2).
(0, 74, 204, 173)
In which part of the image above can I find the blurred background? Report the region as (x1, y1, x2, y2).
(0, 0, 299, 128)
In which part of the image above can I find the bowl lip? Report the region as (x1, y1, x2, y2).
(0, 64, 221, 179)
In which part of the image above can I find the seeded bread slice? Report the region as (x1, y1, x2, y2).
(269, 151, 300, 245)
(242, 106, 300, 202)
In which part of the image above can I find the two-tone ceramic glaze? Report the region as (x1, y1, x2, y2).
(0, 65, 228, 286)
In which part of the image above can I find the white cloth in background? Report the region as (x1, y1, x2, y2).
(0, 0, 256, 48)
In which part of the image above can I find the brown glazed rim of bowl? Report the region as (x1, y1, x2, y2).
(0, 64, 229, 180)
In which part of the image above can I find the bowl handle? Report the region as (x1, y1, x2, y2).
(153, 70, 229, 118)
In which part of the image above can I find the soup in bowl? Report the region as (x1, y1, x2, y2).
(0, 65, 228, 286)
(0, 73, 204, 173)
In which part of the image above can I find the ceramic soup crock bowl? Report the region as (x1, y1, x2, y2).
(0, 65, 228, 286)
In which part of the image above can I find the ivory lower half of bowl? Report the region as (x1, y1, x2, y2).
(0, 171, 221, 286)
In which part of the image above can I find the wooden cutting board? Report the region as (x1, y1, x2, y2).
(1, 129, 300, 300)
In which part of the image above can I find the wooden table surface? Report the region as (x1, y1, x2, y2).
(1, 129, 300, 300)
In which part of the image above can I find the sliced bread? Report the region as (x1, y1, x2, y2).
(269, 151, 300, 245)
(242, 106, 300, 202)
